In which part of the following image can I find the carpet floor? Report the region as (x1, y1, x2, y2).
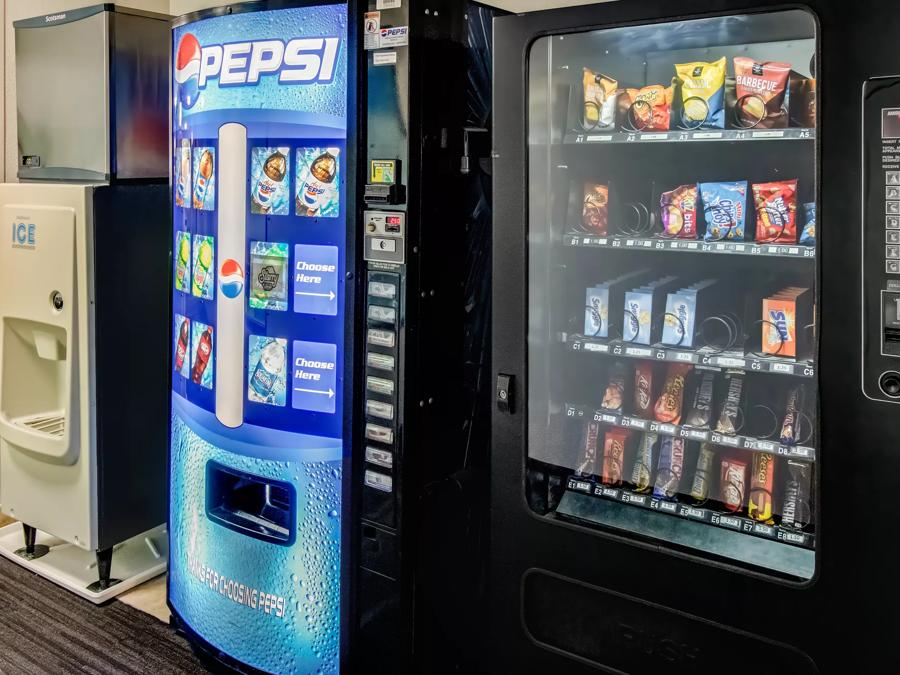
(0, 555, 207, 674)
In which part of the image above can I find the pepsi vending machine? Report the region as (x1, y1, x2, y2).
(168, 2, 356, 672)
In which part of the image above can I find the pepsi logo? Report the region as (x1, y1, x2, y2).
(175, 33, 201, 110)
(219, 259, 244, 299)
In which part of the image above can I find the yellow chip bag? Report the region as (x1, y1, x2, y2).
(583, 68, 618, 130)
(674, 57, 727, 129)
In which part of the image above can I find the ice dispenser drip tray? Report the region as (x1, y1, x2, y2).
(0, 318, 72, 460)
(206, 461, 296, 545)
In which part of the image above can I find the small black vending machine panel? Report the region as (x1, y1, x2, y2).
(863, 77, 900, 401)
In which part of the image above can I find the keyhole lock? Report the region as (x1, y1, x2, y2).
(51, 291, 64, 311)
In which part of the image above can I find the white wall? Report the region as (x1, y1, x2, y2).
(3, 0, 168, 181)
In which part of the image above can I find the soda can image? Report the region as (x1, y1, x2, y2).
(190, 321, 214, 390)
(250, 147, 290, 215)
(174, 231, 191, 293)
(173, 314, 191, 378)
(192, 146, 216, 210)
(249, 241, 289, 311)
(191, 235, 215, 299)
(248, 335, 287, 406)
(296, 147, 340, 217)
(174, 138, 192, 208)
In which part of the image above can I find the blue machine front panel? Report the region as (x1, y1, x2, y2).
(169, 5, 348, 673)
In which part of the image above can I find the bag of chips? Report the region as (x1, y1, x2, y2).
(620, 84, 673, 131)
(700, 181, 748, 241)
(583, 68, 618, 130)
(800, 202, 815, 246)
(752, 179, 798, 243)
(733, 58, 791, 129)
(674, 57, 727, 129)
(582, 182, 609, 235)
(660, 184, 698, 238)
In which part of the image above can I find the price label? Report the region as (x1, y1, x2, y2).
(586, 135, 613, 142)
(753, 523, 774, 536)
(718, 357, 746, 368)
(717, 515, 742, 529)
(601, 413, 617, 424)
(771, 362, 793, 374)
(626, 347, 653, 357)
(681, 506, 705, 520)
(658, 501, 677, 513)
(584, 343, 608, 353)
(625, 493, 646, 505)
(642, 133, 669, 141)
(778, 530, 806, 544)
(627, 418, 647, 430)
(673, 351, 694, 362)
(719, 435, 740, 446)
(603, 487, 620, 498)
(657, 423, 677, 436)
(571, 480, 591, 493)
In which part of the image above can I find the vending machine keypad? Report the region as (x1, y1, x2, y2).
(863, 77, 900, 400)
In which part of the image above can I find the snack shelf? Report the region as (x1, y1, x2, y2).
(562, 127, 815, 146)
(562, 233, 815, 259)
(564, 334, 816, 378)
(563, 402, 815, 462)
(564, 475, 815, 550)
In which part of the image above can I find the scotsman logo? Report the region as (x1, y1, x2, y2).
(175, 32, 340, 109)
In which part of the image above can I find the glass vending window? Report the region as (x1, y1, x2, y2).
(526, 11, 818, 580)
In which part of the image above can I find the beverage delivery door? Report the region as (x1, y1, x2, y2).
(168, 3, 354, 673)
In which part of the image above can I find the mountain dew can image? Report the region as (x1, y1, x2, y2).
(192, 235, 214, 299)
(174, 231, 191, 292)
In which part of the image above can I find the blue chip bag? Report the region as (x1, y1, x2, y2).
(800, 202, 815, 246)
(700, 181, 749, 241)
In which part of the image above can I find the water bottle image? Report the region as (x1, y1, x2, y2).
(297, 148, 338, 216)
(249, 338, 286, 405)
(192, 148, 214, 209)
(251, 150, 287, 214)
(176, 139, 191, 207)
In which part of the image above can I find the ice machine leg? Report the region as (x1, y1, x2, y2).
(15, 523, 48, 560)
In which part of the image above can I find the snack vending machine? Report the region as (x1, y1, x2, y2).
(491, 0, 900, 672)
(167, 2, 356, 672)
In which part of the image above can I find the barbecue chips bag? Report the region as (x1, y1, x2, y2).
(733, 57, 792, 128)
